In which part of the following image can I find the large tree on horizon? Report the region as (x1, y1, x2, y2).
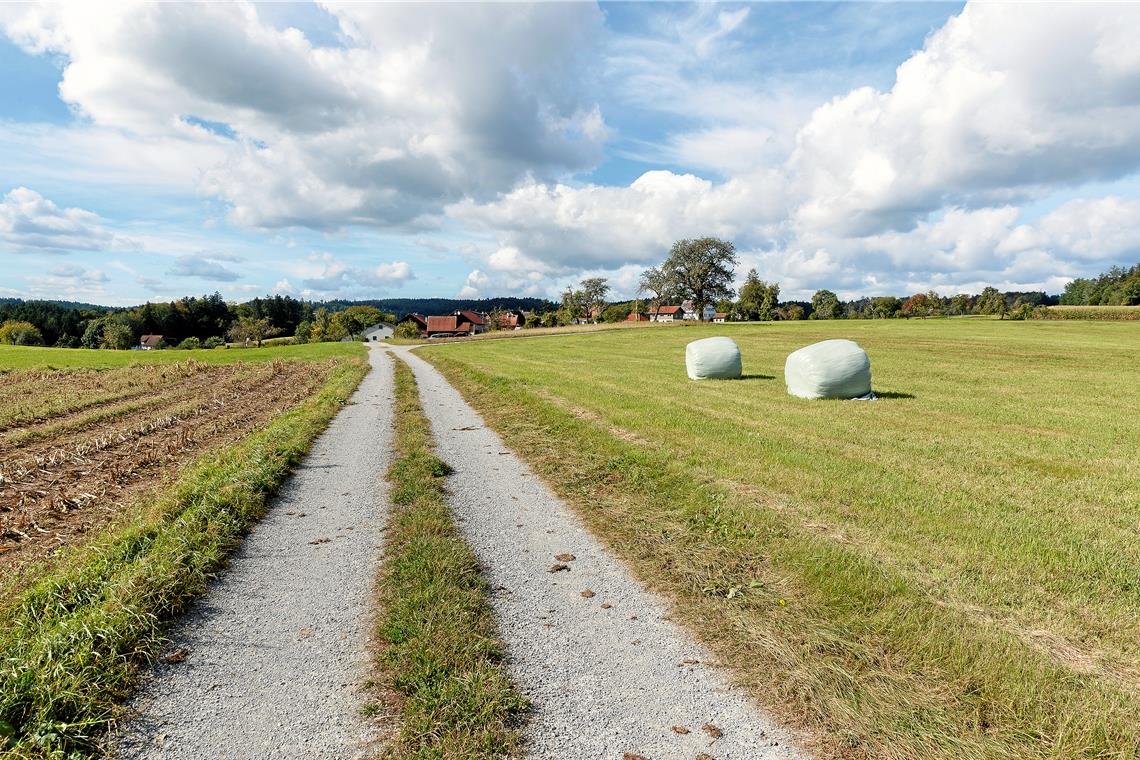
(661, 237, 738, 321)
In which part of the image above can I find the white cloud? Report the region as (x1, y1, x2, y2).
(788, 2, 1140, 235)
(295, 252, 414, 294)
(0, 186, 135, 253)
(447, 2, 1140, 298)
(2, 1, 608, 229)
(456, 269, 490, 299)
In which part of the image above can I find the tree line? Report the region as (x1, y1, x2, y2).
(551, 239, 1135, 325)
(0, 294, 395, 349)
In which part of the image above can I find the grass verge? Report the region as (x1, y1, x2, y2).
(0, 356, 368, 758)
(374, 356, 525, 759)
(419, 324, 1140, 760)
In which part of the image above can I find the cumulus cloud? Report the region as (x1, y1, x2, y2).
(449, 2, 1140, 297)
(2, 1, 608, 228)
(788, 2, 1140, 235)
(296, 252, 414, 294)
(0, 186, 132, 253)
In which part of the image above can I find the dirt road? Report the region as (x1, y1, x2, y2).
(111, 346, 394, 759)
(393, 346, 804, 760)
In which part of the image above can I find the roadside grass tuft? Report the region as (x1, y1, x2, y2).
(375, 357, 525, 759)
(0, 357, 368, 758)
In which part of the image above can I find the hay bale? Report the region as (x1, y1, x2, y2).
(784, 339, 871, 399)
(686, 337, 742, 380)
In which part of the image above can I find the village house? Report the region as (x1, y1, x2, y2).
(493, 309, 526, 330)
(398, 313, 428, 336)
(425, 310, 487, 338)
(138, 334, 164, 350)
(681, 300, 717, 321)
(651, 305, 685, 322)
(625, 311, 651, 322)
(712, 312, 728, 323)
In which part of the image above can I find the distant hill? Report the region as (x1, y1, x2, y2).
(313, 297, 557, 318)
(0, 297, 111, 311)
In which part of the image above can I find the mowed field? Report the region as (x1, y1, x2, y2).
(0, 342, 367, 756)
(419, 319, 1140, 760)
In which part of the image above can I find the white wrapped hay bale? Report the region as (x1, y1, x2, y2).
(685, 337, 742, 380)
(784, 339, 872, 399)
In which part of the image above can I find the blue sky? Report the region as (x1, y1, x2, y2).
(1, 1, 1138, 306)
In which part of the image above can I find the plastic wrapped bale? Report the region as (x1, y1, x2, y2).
(685, 337, 742, 380)
(784, 339, 872, 399)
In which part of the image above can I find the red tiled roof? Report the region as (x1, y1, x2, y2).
(426, 315, 458, 333)
(456, 310, 485, 325)
(140, 334, 164, 348)
(656, 305, 684, 315)
(713, 313, 728, 319)
(402, 313, 427, 327)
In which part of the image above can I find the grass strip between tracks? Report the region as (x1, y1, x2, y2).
(0, 356, 369, 758)
(374, 356, 525, 759)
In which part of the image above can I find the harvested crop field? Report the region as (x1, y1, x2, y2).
(0, 358, 338, 579)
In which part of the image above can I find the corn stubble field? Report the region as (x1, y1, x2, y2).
(0, 342, 367, 756)
(420, 319, 1140, 760)
(1, 359, 335, 579)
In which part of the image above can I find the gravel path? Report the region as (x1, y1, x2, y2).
(394, 346, 806, 760)
(110, 346, 394, 760)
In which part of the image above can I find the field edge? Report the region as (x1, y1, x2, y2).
(0, 355, 369, 757)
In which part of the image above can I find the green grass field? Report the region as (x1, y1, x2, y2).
(419, 319, 1140, 760)
(0, 341, 361, 370)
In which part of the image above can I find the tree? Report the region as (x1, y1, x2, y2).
(227, 316, 273, 347)
(900, 293, 933, 319)
(870, 296, 902, 319)
(579, 277, 610, 322)
(393, 321, 422, 339)
(661, 237, 738, 321)
(600, 303, 632, 323)
(759, 281, 780, 320)
(737, 270, 780, 321)
(294, 320, 313, 343)
(558, 288, 586, 324)
(336, 305, 385, 340)
(309, 308, 347, 342)
(100, 322, 134, 350)
(975, 286, 1008, 318)
(0, 320, 44, 345)
(638, 266, 670, 317)
(948, 293, 971, 316)
(779, 304, 805, 320)
(810, 289, 843, 320)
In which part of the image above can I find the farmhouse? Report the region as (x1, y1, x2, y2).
(398, 313, 428, 336)
(493, 309, 526, 330)
(651, 305, 685, 322)
(681, 300, 717, 321)
(454, 310, 487, 334)
(712, 312, 728, 323)
(425, 310, 487, 338)
(138, 334, 164, 350)
(625, 312, 650, 322)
